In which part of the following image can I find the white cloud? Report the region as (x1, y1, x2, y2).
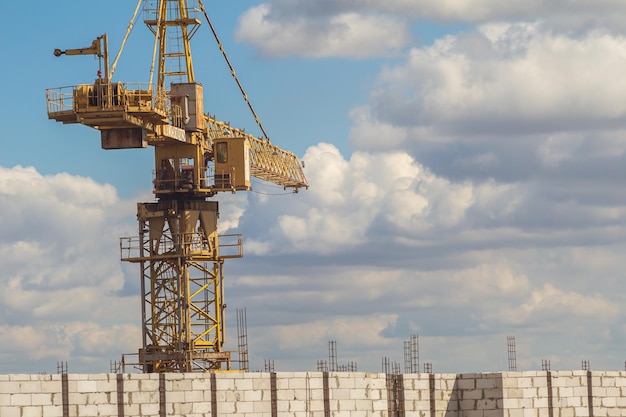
(7, 1, 626, 375)
(357, 25, 626, 137)
(235, 4, 411, 58)
(0, 166, 139, 373)
(234, 1, 626, 59)
(253, 143, 523, 254)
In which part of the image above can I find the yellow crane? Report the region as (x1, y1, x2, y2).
(46, 0, 308, 373)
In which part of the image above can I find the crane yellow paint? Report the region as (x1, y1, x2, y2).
(46, 0, 307, 373)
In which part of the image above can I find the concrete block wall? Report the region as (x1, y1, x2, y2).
(501, 370, 626, 417)
(2, 371, 626, 416)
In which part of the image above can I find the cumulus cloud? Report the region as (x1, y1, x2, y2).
(7, 0, 626, 375)
(0, 166, 139, 373)
(249, 0, 626, 22)
(347, 23, 626, 197)
(221, 136, 626, 371)
(235, 3, 412, 58)
(234, 0, 626, 58)
(357, 25, 626, 136)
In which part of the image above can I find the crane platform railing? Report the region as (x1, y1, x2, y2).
(46, 82, 174, 127)
(120, 232, 242, 262)
(152, 165, 223, 194)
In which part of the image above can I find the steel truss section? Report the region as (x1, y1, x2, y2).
(122, 199, 241, 372)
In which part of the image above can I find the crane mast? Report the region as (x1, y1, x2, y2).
(46, 0, 307, 372)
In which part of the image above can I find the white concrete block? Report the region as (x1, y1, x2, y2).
(124, 379, 140, 392)
(185, 389, 204, 402)
(0, 382, 16, 394)
(477, 398, 498, 409)
(462, 389, 484, 400)
(173, 401, 193, 415)
(140, 402, 160, 416)
(130, 390, 159, 404)
(234, 378, 254, 390)
(139, 378, 159, 392)
(18, 381, 42, 394)
(533, 397, 548, 408)
(566, 396, 583, 407)
(557, 386, 574, 397)
(522, 387, 538, 398)
(616, 396, 626, 407)
(602, 396, 617, 407)
(615, 377, 626, 387)
(97, 404, 119, 416)
(502, 398, 521, 408)
(191, 400, 211, 413)
(523, 408, 538, 417)
(573, 406, 588, 417)
(170, 378, 192, 391)
(457, 378, 476, 389)
(215, 376, 235, 391)
(602, 377, 617, 387)
(190, 377, 211, 390)
(77, 404, 98, 416)
(9, 393, 31, 406)
(336, 376, 357, 389)
(30, 393, 52, 406)
(484, 388, 502, 399)
(502, 376, 519, 389)
(166, 389, 185, 403)
(224, 389, 242, 402)
(125, 403, 140, 416)
(352, 398, 373, 411)
(253, 399, 272, 413)
(537, 409, 550, 417)
(8, 374, 31, 381)
(20, 406, 43, 417)
(234, 400, 254, 413)
(1, 407, 20, 417)
(243, 388, 264, 402)
(253, 377, 271, 390)
(41, 405, 63, 417)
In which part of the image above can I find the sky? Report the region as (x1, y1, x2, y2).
(2, 0, 626, 374)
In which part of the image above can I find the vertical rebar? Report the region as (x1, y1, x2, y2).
(328, 340, 337, 372)
(411, 335, 420, 373)
(507, 336, 517, 371)
(423, 362, 432, 373)
(404, 341, 411, 373)
(582, 360, 590, 371)
(237, 308, 249, 371)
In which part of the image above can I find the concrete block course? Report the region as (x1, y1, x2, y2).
(2, 370, 626, 416)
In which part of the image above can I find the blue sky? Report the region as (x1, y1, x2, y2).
(3, 0, 626, 374)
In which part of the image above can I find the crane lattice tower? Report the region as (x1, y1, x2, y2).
(46, 0, 307, 372)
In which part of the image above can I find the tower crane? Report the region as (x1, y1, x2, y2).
(46, 0, 308, 373)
